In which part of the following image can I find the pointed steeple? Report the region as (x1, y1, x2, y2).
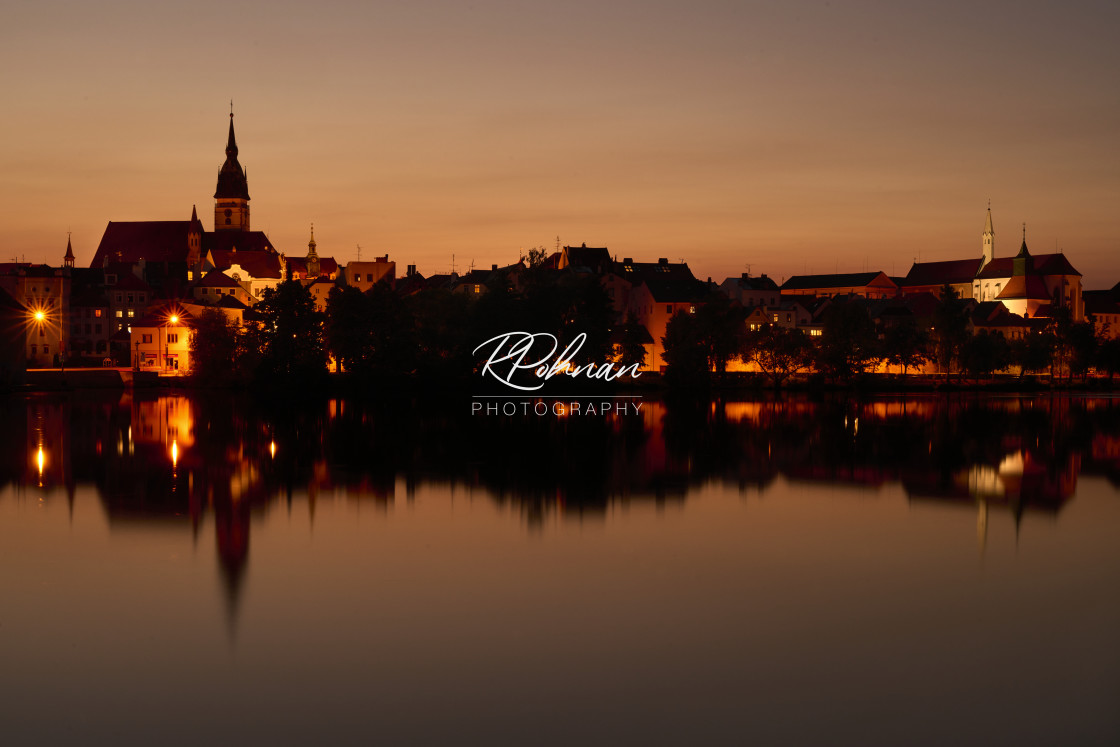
(980, 200, 995, 271)
(307, 224, 320, 279)
(225, 112, 239, 159)
(214, 108, 250, 231)
(1013, 223, 1030, 276)
(63, 233, 75, 268)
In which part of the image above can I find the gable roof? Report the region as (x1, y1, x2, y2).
(978, 253, 1081, 279)
(996, 273, 1051, 301)
(901, 259, 982, 287)
(781, 271, 895, 292)
(563, 245, 613, 274)
(197, 269, 241, 289)
(92, 221, 192, 267)
(209, 248, 282, 279)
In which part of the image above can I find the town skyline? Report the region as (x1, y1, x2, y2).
(3, 0, 1118, 286)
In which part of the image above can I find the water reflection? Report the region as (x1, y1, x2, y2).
(2, 392, 1118, 627)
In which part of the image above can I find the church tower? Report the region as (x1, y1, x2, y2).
(63, 234, 75, 268)
(980, 202, 994, 271)
(306, 224, 320, 279)
(214, 112, 250, 232)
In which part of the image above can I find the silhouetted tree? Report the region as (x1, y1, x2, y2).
(932, 284, 970, 380)
(1010, 331, 1055, 379)
(661, 310, 710, 388)
(190, 307, 241, 386)
(815, 297, 879, 382)
(255, 279, 327, 386)
(881, 318, 931, 376)
(961, 331, 1010, 381)
(616, 310, 649, 369)
(748, 325, 812, 387)
(1097, 338, 1120, 381)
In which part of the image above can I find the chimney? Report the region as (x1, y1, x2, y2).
(741, 272, 749, 280)
(623, 257, 633, 264)
(492, 263, 498, 271)
(658, 258, 668, 264)
(407, 264, 416, 276)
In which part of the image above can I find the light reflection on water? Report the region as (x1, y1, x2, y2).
(0, 392, 1117, 745)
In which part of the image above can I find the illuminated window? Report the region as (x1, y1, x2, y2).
(127, 309, 134, 318)
(95, 309, 102, 318)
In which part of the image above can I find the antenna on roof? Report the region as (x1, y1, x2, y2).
(556, 235, 561, 253)
(451, 254, 456, 274)
(356, 243, 362, 262)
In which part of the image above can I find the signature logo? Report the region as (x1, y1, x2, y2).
(474, 332, 642, 392)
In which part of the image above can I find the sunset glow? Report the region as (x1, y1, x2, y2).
(2, 1, 1116, 285)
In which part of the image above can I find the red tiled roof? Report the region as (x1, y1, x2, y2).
(203, 231, 274, 256)
(210, 249, 282, 279)
(197, 269, 241, 288)
(782, 271, 896, 292)
(112, 272, 152, 292)
(997, 274, 1051, 300)
(901, 259, 981, 287)
(978, 253, 1080, 279)
(92, 221, 193, 267)
(286, 256, 338, 277)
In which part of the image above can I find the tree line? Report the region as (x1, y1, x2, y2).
(190, 274, 1120, 390)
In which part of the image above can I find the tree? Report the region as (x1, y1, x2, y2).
(325, 285, 371, 373)
(932, 284, 970, 380)
(881, 319, 931, 376)
(815, 296, 879, 382)
(661, 310, 710, 388)
(1065, 321, 1098, 382)
(1097, 337, 1120, 381)
(255, 279, 327, 386)
(960, 331, 1010, 381)
(190, 307, 241, 386)
(1010, 331, 1054, 379)
(616, 311, 649, 369)
(749, 325, 812, 387)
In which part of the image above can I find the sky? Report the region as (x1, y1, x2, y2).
(1, 0, 1117, 286)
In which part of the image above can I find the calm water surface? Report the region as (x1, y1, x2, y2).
(1, 392, 1118, 745)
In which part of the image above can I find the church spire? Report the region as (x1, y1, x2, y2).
(214, 107, 250, 231)
(980, 201, 995, 270)
(307, 223, 320, 279)
(63, 233, 75, 268)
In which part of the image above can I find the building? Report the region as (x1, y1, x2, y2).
(343, 256, 396, 292)
(719, 272, 782, 308)
(130, 305, 193, 373)
(0, 260, 71, 367)
(781, 271, 898, 299)
(900, 208, 1083, 321)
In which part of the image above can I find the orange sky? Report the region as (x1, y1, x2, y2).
(2, 1, 1117, 286)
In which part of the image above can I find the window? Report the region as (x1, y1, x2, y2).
(94, 309, 102, 318)
(354, 274, 360, 282)
(142, 334, 153, 344)
(39, 327, 45, 337)
(167, 334, 178, 344)
(127, 309, 134, 318)
(116, 293, 122, 303)
(31, 345, 37, 355)
(666, 305, 673, 314)
(127, 294, 133, 304)
(367, 274, 373, 282)
(201, 288, 208, 295)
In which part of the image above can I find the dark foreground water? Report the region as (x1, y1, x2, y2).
(1, 392, 1118, 745)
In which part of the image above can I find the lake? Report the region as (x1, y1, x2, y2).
(1, 391, 1118, 745)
